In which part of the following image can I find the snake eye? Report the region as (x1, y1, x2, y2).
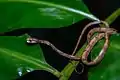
(113, 29, 117, 32)
(27, 38, 38, 43)
(111, 29, 117, 34)
(110, 28, 117, 32)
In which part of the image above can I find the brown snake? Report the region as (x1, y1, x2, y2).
(81, 28, 117, 65)
(72, 21, 110, 56)
(82, 33, 115, 65)
(26, 21, 117, 66)
(27, 38, 80, 60)
(87, 27, 117, 43)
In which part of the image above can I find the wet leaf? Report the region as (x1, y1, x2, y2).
(0, 0, 98, 80)
(0, 0, 92, 32)
(0, 35, 59, 80)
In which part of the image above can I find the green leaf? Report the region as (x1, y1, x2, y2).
(89, 34, 120, 80)
(60, 34, 120, 80)
(0, 35, 60, 80)
(0, 0, 98, 32)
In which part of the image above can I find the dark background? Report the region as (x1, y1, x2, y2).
(3, 0, 120, 80)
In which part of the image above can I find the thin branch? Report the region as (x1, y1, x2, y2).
(106, 8, 120, 25)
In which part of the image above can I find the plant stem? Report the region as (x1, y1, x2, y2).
(59, 8, 120, 80)
(106, 8, 120, 25)
(52, 69, 61, 78)
(59, 44, 86, 80)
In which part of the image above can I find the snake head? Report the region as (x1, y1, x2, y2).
(27, 38, 38, 43)
(107, 28, 117, 34)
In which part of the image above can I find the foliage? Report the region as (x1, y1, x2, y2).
(0, 0, 119, 80)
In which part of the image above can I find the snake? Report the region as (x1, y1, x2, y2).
(81, 28, 117, 65)
(72, 21, 109, 56)
(26, 21, 117, 66)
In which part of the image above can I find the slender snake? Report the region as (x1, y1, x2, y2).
(26, 21, 117, 66)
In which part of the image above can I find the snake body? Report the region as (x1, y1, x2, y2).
(27, 23, 117, 66)
(81, 28, 117, 65)
(72, 21, 109, 56)
(82, 33, 108, 65)
(27, 38, 80, 60)
(87, 28, 117, 43)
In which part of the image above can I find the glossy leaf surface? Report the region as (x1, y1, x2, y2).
(0, 0, 92, 32)
(0, 0, 90, 79)
(0, 36, 58, 80)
